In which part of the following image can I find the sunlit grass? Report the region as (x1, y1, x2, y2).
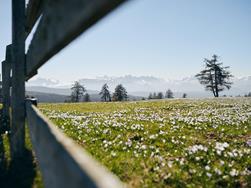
(40, 98, 251, 187)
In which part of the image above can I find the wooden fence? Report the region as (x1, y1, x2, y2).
(1, 0, 127, 187)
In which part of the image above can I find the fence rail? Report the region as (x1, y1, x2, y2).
(1, 0, 128, 187)
(26, 101, 124, 188)
(25, 0, 43, 37)
(26, 0, 126, 80)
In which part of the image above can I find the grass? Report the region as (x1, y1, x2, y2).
(39, 98, 251, 188)
(0, 107, 43, 188)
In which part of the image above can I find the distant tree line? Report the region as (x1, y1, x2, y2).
(99, 83, 128, 102)
(148, 89, 187, 99)
(148, 92, 163, 100)
(66, 81, 128, 102)
(65, 54, 247, 103)
(244, 92, 251, 97)
(148, 89, 174, 100)
(65, 81, 91, 102)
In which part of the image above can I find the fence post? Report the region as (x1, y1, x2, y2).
(10, 0, 26, 158)
(1, 45, 12, 131)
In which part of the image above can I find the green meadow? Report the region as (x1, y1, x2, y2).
(39, 98, 251, 188)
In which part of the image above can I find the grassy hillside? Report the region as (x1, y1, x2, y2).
(39, 98, 251, 187)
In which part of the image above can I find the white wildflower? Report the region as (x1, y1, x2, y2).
(206, 172, 212, 178)
(205, 165, 210, 171)
(230, 169, 239, 177)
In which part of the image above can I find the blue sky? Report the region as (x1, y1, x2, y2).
(0, 0, 251, 83)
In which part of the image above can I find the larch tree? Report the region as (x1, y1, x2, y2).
(83, 93, 91, 102)
(182, 93, 187, 98)
(195, 54, 233, 97)
(99, 83, 111, 102)
(148, 93, 153, 100)
(157, 92, 163, 99)
(165, 89, 174, 98)
(113, 84, 128, 101)
(70, 81, 86, 102)
(153, 92, 157, 99)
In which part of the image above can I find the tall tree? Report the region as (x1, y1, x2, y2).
(70, 81, 86, 102)
(113, 84, 128, 101)
(83, 93, 91, 102)
(195, 55, 233, 97)
(153, 92, 157, 99)
(157, 92, 163, 99)
(165, 89, 174, 98)
(148, 93, 153, 100)
(244, 92, 251, 97)
(182, 93, 187, 98)
(99, 83, 111, 102)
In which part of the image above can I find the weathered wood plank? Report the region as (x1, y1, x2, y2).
(1, 45, 12, 122)
(1, 61, 9, 119)
(11, 0, 26, 158)
(25, 0, 44, 37)
(26, 101, 124, 188)
(26, 0, 127, 80)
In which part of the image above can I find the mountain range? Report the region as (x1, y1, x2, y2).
(27, 75, 251, 100)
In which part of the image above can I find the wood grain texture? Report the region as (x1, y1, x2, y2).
(11, 0, 26, 158)
(1, 45, 12, 120)
(26, 101, 124, 188)
(25, 0, 44, 37)
(26, 0, 127, 80)
(2, 0, 128, 185)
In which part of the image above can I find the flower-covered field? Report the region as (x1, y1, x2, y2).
(39, 98, 251, 187)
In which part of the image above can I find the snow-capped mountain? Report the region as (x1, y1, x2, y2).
(27, 75, 251, 98)
(27, 77, 61, 87)
(78, 75, 168, 92)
